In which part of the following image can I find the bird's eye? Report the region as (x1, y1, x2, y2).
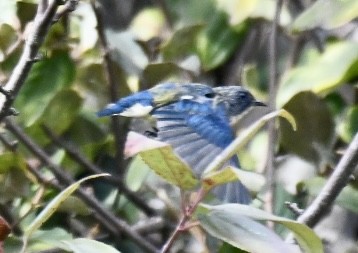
(204, 93, 216, 98)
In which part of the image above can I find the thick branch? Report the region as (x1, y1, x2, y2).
(4, 119, 158, 253)
(297, 133, 358, 227)
(0, 0, 61, 121)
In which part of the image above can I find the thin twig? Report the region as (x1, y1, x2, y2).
(53, 0, 79, 22)
(265, 0, 283, 218)
(41, 124, 157, 216)
(4, 119, 158, 253)
(297, 133, 358, 227)
(0, 0, 62, 121)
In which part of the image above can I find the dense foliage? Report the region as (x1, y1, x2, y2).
(0, 0, 357, 253)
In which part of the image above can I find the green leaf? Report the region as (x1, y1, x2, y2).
(126, 156, 151, 192)
(15, 51, 76, 126)
(0, 152, 26, 173)
(304, 177, 358, 213)
(0, 0, 18, 27)
(39, 89, 83, 134)
(138, 146, 198, 190)
(60, 238, 121, 253)
(197, 12, 247, 70)
(280, 92, 334, 162)
(161, 24, 205, 60)
(29, 228, 73, 252)
(338, 105, 358, 143)
(198, 204, 323, 253)
(277, 42, 358, 108)
(202, 166, 265, 192)
(24, 174, 109, 238)
(291, 0, 358, 31)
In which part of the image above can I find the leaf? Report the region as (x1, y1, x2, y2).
(198, 204, 323, 253)
(126, 156, 151, 192)
(24, 174, 109, 238)
(338, 105, 358, 143)
(280, 92, 334, 163)
(60, 238, 121, 253)
(277, 42, 358, 108)
(0, 152, 26, 174)
(29, 228, 73, 252)
(40, 89, 83, 133)
(304, 177, 358, 213)
(15, 51, 76, 126)
(204, 109, 296, 174)
(138, 146, 198, 190)
(0, 0, 18, 27)
(161, 24, 205, 60)
(291, 0, 358, 31)
(197, 12, 247, 70)
(202, 166, 265, 192)
(104, 30, 148, 76)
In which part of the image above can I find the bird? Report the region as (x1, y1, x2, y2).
(97, 82, 265, 204)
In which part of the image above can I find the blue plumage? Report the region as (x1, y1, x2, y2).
(97, 82, 265, 204)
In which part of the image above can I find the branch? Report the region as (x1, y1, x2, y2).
(90, 0, 129, 175)
(297, 133, 358, 227)
(41, 124, 157, 216)
(265, 0, 283, 217)
(4, 119, 158, 253)
(0, 0, 62, 121)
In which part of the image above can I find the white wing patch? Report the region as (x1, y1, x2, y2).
(180, 95, 194, 100)
(120, 103, 153, 117)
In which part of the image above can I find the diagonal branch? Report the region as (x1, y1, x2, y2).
(297, 133, 358, 227)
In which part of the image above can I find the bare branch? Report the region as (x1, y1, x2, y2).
(297, 133, 358, 227)
(265, 0, 284, 217)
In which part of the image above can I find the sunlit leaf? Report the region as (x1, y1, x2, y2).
(202, 166, 265, 192)
(24, 174, 109, 238)
(138, 146, 198, 190)
(291, 0, 358, 31)
(60, 238, 121, 253)
(338, 105, 358, 143)
(0, 0, 18, 27)
(277, 42, 358, 108)
(0, 152, 26, 174)
(304, 177, 358, 213)
(198, 204, 323, 253)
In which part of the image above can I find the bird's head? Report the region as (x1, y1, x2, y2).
(213, 86, 266, 116)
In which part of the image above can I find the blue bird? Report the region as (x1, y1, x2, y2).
(98, 83, 265, 204)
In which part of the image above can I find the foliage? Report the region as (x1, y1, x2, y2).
(0, 0, 357, 253)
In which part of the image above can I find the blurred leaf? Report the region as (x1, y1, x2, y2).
(197, 12, 247, 70)
(104, 30, 148, 76)
(277, 42, 358, 107)
(0, 166, 30, 202)
(0, 0, 18, 27)
(40, 89, 83, 134)
(291, 0, 358, 31)
(15, 51, 76, 126)
(24, 174, 109, 238)
(70, 2, 98, 54)
(0, 216, 11, 241)
(304, 177, 358, 213)
(280, 92, 334, 162)
(29, 228, 73, 252)
(161, 24, 204, 60)
(138, 146, 198, 190)
(130, 8, 165, 41)
(60, 238, 121, 253)
(202, 166, 265, 192)
(217, 0, 291, 27)
(0, 24, 18, 61)
(198, 204, 323, 253)
(16, 1, 36, 29)
(0, 152, 26, 174)
(126, 156, 151, 192)
(57, 196, 91, 216)
(219, 242, 249, 253)
(142, 62, 191, 86)
(338, 106, 358, 143)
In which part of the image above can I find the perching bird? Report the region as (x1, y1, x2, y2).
(98, 83, 265, 204)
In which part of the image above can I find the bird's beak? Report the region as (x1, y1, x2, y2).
(253, 101, 266, 107)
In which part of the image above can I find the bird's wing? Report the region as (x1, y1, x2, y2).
(152, 99, 235, 175)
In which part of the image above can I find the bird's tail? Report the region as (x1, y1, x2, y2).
(212, 180, 251, 204)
